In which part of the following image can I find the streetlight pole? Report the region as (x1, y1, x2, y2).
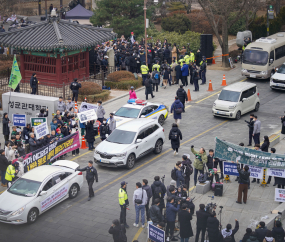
(144, 0, 148, 64)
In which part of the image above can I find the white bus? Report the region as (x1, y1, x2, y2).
(241, 32, 285, 79)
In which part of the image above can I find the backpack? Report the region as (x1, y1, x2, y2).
(118, 226, 127, 242)
(184, 161, 193, 176)
(171, 168, 177, 181)
(153, 185, 162, 198)
(174, 104, 183, 114)
(145, 79, 150, 87)
(170, 130, 178, 140)
(154, 73, 160, 80)
(275, 233, 284, 242)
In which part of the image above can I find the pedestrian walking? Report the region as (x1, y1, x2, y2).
(129, 86, 137, 99)
(141, 61, 149, 85)
(221, 220, 239, 242)
(170, 97, 184, 125)
(175, 62, 182, 85)
(144, 74, 155, 100)
(245, 114, 255, 146)
(3, 112, 10, 142)
(152, 68, 160, 92)
(181, 61, 189, 86)
(109, 113, 116, 133)
(151, 176, 166, 214)
(30, 73, 38, 94)
(176, 85, 188, 110)
(236, 162, 250, 204)
(165, 197, 180, 242)
(169, 123, 182, 155)
(108, 219, 127, 242)
(182, 154, 192, 189)
(178, 203, 194, 242)
(133, 182, 148, 228)
(280, 112, 285, 140)
(253, 116, 261, 145)
(0, 149, 9, 187)
(142, 179, 152, 222)
(97, 101, 105, 123)
(85, 120, 95, 150)
(118, 181, 129, 228)
(193, 70, 199, 91)
(57, 97, 66, 114)
(191, 145, 207, 186)
(99, 118, 110, 141)
(162, 67, 171, 88)
(174, 161, 185, 187)
(195, 204, 210, 242)
(76, 160, 98, 201)
(70, 78, 81, 102)
(200, 57, 207, 85)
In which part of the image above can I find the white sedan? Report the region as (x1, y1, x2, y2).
(0, 160, 83, 224)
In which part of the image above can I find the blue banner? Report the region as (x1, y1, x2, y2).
(148, 223, 165, 242)
(223, 162, 239, 176)
(13, 114, 26, 127)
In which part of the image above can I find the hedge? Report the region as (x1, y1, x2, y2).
(106, 71, 134, 82)
(78, 90, 110, 102)
(105, 78, 143, 90)
(78, 82, 102, 95)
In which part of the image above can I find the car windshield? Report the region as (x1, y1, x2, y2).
(114, 107, 141, 119)
(277, 64, 285, 74)
(218, 90, 240, 102)
(243, 49, 268, 65)
(8, 178, 41, 197)
(106, 129, 136, 144)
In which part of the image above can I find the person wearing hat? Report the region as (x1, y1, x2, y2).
(140, 61, 149, 85)
(129, 86, 137, 99)
(118, 181, 129, 228)
(130, 32, 136, 44)
(69, 78, 81, 102)
(96, 101, 105, 123)
(109, 113, 116, 133)
(30, 73, 38, 95)
(0, 149, 9, 187)
(76, 160, 98, 201)
(5, 161, 19, 187)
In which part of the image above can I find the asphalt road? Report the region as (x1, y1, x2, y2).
(0, 77, 284, 242)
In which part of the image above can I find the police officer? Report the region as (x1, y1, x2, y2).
(70, 78, 82, 102)
(152, 60, 160, 72)
(76, 160, 98, 201)
(200, 56, 207, 85)
(118, 181, 129, 228)
(140, 62, 149, 85)
(5, 162, 19, 187)
(30, 73, 38, 95)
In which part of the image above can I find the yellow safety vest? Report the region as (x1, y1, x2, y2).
(179, 59, 184, 67)
(200, 60, 204, 66)
(184, 55, 190, 64)
(190, 53, 195, 63)
(5, 165, 15, 182)
(152, 64, 160, 72)
(141, 65, 149, 74)
(118, 188, 128, 206)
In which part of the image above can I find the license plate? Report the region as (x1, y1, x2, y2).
(250, 74, 256, 78)
(0, 216, 7, 220)
(276, 83, 285, 87)
(100, 159, 109, 163)
(217, 111, 226, 115)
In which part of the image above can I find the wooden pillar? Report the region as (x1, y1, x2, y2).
(86, 50, 89, 78)
(56, 54, 61, 84)
(20, 52, 25, 81)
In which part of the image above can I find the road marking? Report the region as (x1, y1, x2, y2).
(0, 190, 5, 194)
(70, 151, 91, 161)
(189, 186, 196, 192)
(132, 227, 144, 241)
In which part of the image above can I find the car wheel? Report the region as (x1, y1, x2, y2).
(69, 184, 79, 199)
(27, 208, 38, 224)
(126, 154, 135, 169)
(158, 115, 165, 126)
(154, 139, 163, 154)
(235, 111, 241, 120)
(254, 102, 260, 112)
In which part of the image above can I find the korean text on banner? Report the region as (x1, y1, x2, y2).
(248, 165, 263, 179)
(223, 162, 239, 176)
(79, 102, 98, 113)
(148, 223, 165, 242)
(12, 114, 26, 127)
(8, 55, 22, 90)
(30, 117, 47, 127)
(34, 122, 49, 139)
(267, 168, 285, 178)
(275, 188, 285, 202)
(78, 109, 97, 123)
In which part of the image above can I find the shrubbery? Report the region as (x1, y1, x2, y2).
(106, 71, 134, 82)
(105, 77, 143, 90)
(78, 90, 110, 102)
(78, 82, 102, 95)
(161, 14, 191, 34)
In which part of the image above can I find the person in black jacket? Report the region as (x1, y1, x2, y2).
(272, 220, 285, 242)
(99, 118, 110, 141)
(144, 74, 155, 100)
(207, 212, 221, 242)
(39, 108, 48, 117)
(255, 222, 269, 242)
(182, 154, 192, 189)
(30, 73, 38, 95)
(176, 85, 188, 110)
(149, 198, 163, 225)
(236, 162, 250, 204)
(195, 204, 210, 242)
(3, 112, 10, 142)
(207, 149, 215, 170)
(221, 220, 239, 242)
(242, 228, 253, 242)
(178, 203, 194, 241)
(260, 136, 270, 152)
(245, 114, 255, 146)
(76, 160, 98, 201)
(193, 70, 199, 92)
(169, 123, 182, 155)
(196, 49, 202, 66)
(142, 179, 152, 221)
(200, 57, 207, 85)
(108, 219, 126, 242)
(0, 149, 9, 187)
(85, 120, 95, 150)
(151, 176, 166, 214)
(70, 78, 82, 102)
(175, 63, 182, 85)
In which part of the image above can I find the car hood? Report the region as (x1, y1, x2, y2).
(272, 73, 285, 80)
(96, 140, 130, 154)
(214, 99, 237, 109)
(0, 191, 35, 211)
(113, 116, 135, 127)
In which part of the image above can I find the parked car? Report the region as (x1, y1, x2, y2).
(270, 62, 285, 90)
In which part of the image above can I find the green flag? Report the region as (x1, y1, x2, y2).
(8, 55, 22, 90)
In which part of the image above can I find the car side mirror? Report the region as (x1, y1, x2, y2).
(242, 98, 247, 102)
(113, 111, 116, 114)
(270, 59, 273, 64)
(39, 191, 47, 196)
(106, 134, 109, 137)
(141, 115, 145, 118)
(136, 139, 142, 143)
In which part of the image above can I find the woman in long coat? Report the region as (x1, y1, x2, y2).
(85, 120, 95, 150)
(178, 204, 194, 241)
(168, 123, 182, 155)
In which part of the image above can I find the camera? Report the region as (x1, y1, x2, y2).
(205, 202, 216, 214)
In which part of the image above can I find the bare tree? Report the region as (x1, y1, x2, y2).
(0, 0, 18, 17)
(197, 0, 261, 67)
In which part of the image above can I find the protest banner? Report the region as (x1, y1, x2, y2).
(148, 223, 165, 242)
(267, 168, 285, 178)
(215, 137, 285, 168)
(30, 117, 47, 127)
(34, 122, 49, 139)
(223, 162, 239, 176)
(79, 102, 98, 113)
(12, 114, 26, 127)
(78, 109, 97, 123)
(248, 165, 263, 179)
(275, 188, 285, 202)
(13, 132, 80, 171)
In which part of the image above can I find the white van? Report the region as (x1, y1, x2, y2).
(270, 62, 285, 90)
(212, 82, 260, 120)
(241, 32, 285, 79)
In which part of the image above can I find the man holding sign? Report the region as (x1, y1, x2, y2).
(235, 160, 250, 204)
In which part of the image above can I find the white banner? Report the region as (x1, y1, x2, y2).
(41, 184, 69, 211)
(248, 165, 263, 179)
(34, 122, 49, 139)
(275, 188, 285, 202)
(79, 102, 98, 113)
(78, 109, 97, 123)
(267, 168, 285, 178)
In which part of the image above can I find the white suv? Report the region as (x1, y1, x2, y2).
(212, 82, 260, 120)
(270, 63, 285, 90)
(94, 119, 165, 169)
